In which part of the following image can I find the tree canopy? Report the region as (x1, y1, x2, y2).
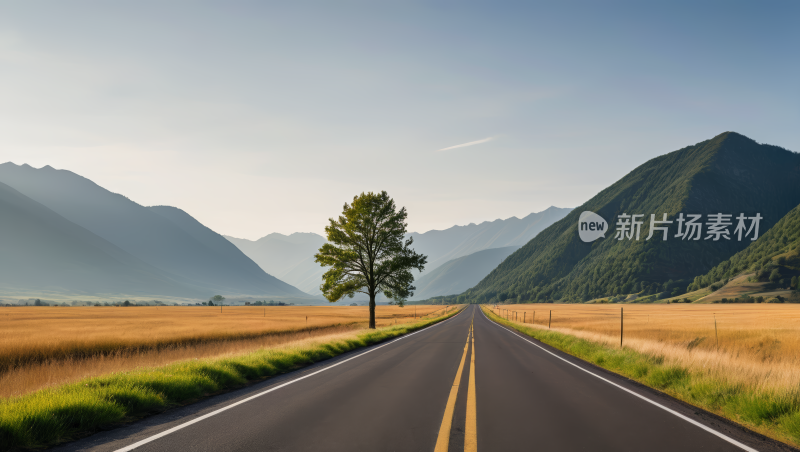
(316, 191, 426, 328)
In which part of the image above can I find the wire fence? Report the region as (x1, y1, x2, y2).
(487, 303, 800, 356)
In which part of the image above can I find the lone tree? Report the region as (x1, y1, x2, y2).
(316, 191, 426, 328)
(209, 295, 225, 307)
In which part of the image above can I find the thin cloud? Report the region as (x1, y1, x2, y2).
(436, 137, 495, 152)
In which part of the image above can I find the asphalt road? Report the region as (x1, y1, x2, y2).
(54, 305, 791, 452)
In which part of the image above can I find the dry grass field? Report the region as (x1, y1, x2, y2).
(0, 309, 464, 450)
(490, 303, 800, 392)
(0, 305, 448, 398)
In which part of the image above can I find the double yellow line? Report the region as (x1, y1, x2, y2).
(434, 318, 477, 452)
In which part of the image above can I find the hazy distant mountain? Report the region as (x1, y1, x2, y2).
(411, 246, 520, 300)
(225, 233, 326, 295)
(0, 163, 310, 298)
(226, 207, 570, 297)
(0, 181, 206, 298)
(408, 206, 572, 273)
(471, 132, 800, 303)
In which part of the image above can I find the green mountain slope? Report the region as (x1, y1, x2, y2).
(695, 201, 800, 291)
(411, 246, 520, 300)
(468, 132, 800, 303)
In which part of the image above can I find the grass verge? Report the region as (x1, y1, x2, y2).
(481, 306, 800, 448)
(0, 307, 463, 450)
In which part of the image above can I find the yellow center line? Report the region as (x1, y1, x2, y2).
(465, 319, 477, 451)
(434, 319, 472, 452)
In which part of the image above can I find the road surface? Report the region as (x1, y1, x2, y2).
(54, 305, 789, 452)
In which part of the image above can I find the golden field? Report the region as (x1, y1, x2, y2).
(0, 305, 448, 398)
(490, 303, 800, 392)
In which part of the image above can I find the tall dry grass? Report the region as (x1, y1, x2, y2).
(491, 303, 800, 392)
(0, 305, 446, 398)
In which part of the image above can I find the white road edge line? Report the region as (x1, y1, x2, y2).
(479, 308, 759, 452)
(114, 308, 466, 452)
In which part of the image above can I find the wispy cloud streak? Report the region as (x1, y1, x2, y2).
(436, 137, 494, 152)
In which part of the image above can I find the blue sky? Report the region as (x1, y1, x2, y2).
(0, 1, 797, 239)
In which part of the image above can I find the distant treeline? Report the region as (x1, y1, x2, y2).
(247, 300, 293, 306)
(2, 299, 300, 307)
(418, 277, 691, 305)
(712, 294, 799, 304)
(2, 299, 174, 307)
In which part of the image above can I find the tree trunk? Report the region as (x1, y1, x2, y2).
(369, 293, 376, 329)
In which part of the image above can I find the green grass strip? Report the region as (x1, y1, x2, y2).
(481, 306, 800, 448)
(0, 308, 463, 450)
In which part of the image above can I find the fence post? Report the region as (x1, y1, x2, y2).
(714, 313, 718, 348)
(549, 310, 552, 329)
(524, 312, 526, 323)
(533, 311, 536, 325)
(620, 307, 624, 348)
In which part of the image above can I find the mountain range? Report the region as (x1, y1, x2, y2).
(226, 207, 571, 298)
(410, 246, 520, 300)
(407, 206, 572, 272)
(224, 233, 327, 295)
(466, 132, 800, 303)
(0, 163, 313, 301)
(0, 180, 209, 298)
(10, 132, 788, 306)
